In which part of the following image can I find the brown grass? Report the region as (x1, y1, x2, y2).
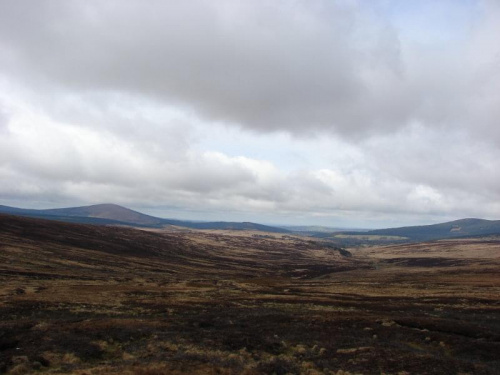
(0, 214, 499, 374)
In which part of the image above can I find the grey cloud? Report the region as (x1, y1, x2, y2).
(0, 0, 498, 142)
(170, 159, 255, 194)
(0, 1, 499, 226)
(0, 0, 413, 137)
(2, 95, 497, 225)
(364, 126, 500, 199)
(0, 103, 10, 133)
(1, 122, 499, 226)
(1, 1, 498, 141)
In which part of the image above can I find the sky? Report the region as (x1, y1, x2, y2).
(0, 0, 499, 228)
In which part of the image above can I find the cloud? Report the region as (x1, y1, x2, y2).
(0, 1, 498, 141)
(0, 1, 498, 139)
(1, 100, 498, 226)
(0, 0, 416, 137)
(0, 1, 499, 226)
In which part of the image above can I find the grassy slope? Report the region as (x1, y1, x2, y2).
(0, 214, 499, 374)
(363, 218, 500, 241)
(0, 204, 290, 233)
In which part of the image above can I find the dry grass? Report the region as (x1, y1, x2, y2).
(0, 214, 499, 374)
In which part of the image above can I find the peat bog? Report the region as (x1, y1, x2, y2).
(0, 214, 499, 374)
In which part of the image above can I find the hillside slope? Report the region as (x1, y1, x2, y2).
(0, 204, 290, 233)
(359, 218, 500, 241)
(0, 204, 163, 227)
(1, 213, 499, 375)
(184, 221, 290, 233)
(0, 213, 350, 280)
(41, 203, 165, 226)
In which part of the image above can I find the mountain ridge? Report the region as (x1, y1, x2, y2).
(340, 217, 500, 241)
(0, 204, 290, 233)
(41, 203, 165, 226)
(1, 203, 499, 240)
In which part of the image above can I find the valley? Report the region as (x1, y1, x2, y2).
(0, 214, 499, 374)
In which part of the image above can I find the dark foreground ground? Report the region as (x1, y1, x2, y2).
(0, 214, 499, 375)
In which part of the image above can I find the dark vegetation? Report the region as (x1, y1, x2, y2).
(3, 204, 500, 244)
(0, 204, 290, 233)
(312, 235, 409, 247)
(339, 218, 500, 242)
(0, 213, 499, 374)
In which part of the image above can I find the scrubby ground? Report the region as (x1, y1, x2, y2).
(0, 214, 499, 374)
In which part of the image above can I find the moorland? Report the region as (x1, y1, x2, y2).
(0, 213, 499, 374)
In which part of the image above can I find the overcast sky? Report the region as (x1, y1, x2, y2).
(0, 0, 499, 228)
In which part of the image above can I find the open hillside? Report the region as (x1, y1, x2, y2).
(182, 221, 290, 233)
(0, 204, 290, 234)
(359, 218, 500, 241)
(314, 218, 500, 245)
(4, 204, 500, 241)
(0, 204, 164, 227)
(1, 214, 499, 374)
(0, 213, 348, 280)
(40, 203, 166, 227)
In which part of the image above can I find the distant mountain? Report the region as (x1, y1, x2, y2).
(41, 203, 165, 226)
(0, 204, 290, 234)
(184, 221, 290, 233)
(0, 204, 162, 227)
(343, 218, 500, 242)
(280, 225, 368, 233)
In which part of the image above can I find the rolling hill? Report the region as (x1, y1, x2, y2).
(341, 218, 500, 241)
(40, 203, 165, 226)
(180, 221, 290, 233)
(0, 203, 164, 227)
(1, 212, 499, 374)
(0, 204, 290, 233)
(2, 204, 499, 240)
